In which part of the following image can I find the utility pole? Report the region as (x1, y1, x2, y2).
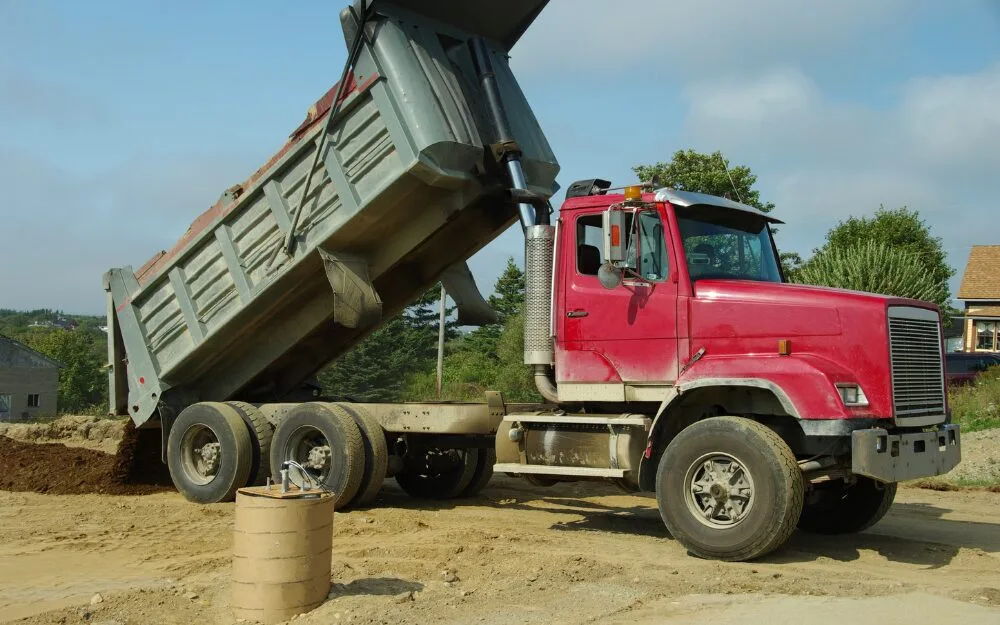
(436, 283, 446, 399)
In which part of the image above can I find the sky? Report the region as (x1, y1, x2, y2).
(2, 0, 999, 315)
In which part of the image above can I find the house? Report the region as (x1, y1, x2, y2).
(957, 245, 1000, 353)
(0, 335, 61, 421)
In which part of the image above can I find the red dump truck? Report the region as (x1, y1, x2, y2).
(103, 0, 960, 561)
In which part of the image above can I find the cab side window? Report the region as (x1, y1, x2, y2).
(576, 215, 604, 276)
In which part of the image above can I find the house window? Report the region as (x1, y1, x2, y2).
(27, 394, 40, 407)
(976, 321, 998, 351)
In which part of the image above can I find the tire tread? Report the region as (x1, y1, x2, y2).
(226, 401, 274, 486)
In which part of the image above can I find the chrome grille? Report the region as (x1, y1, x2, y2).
(887, 307, 945, 422)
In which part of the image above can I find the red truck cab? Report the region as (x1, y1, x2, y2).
(495, 182, 961, 560)
(553, 186, 950, 431)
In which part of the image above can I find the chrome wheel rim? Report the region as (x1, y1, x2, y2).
(684, 452, 756, 529)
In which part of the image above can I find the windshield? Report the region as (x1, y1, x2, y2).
(675, 205, 782, 283)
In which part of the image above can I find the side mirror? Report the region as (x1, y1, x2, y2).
(598, 262, 623, 290)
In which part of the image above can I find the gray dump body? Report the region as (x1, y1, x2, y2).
(104, 1, 558, 427)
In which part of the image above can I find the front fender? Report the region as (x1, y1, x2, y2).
(676, 353, 876, 421)
(636, 353, 886, 490)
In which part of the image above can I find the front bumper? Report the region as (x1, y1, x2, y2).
(851, 424, 961, 483)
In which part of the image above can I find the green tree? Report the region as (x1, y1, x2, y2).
(461, 257, 525, 358)
(780, 251, 804, 281)
(317, 284, 457, 401)
(403, 260, 539, 402)
(405, 312, 540, 403)
(22, 328, 105, 413)
(633, 149, 775, 213)
(812, 206, 953, 289)
(793, 241, 950, 307)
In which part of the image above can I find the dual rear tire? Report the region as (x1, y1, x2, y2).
(268, 402, 388, 510)
(166, 402, 256, 504)
(394, 447, 495, 500)
(166, 401, 388, 509)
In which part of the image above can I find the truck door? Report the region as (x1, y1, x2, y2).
(556, 206, 679, 392)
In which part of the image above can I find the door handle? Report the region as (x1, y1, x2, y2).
(567, 310, 589, 318)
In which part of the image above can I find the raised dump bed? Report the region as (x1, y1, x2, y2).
(104, 1, 558, 427)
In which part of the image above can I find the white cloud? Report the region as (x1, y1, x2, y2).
(684, 69, 819, 128)
(0, 145, 262, 313)
(899, 63, 1000, 174)
(513, 0, 910, 76)
(677, 63, 1000, 295)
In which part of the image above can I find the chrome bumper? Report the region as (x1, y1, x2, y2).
(851, 424, 960, 483)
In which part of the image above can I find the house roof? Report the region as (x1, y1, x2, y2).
(958, 245, 1000, 300)
(0, 335, 63, 369)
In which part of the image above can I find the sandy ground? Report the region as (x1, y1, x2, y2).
(1, 478, 999, 624)
(1, 418, 999, 624)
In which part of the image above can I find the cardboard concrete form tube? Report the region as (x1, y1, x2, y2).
(231, 486, 335, 624)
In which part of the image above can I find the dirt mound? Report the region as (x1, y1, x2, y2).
(0, 422, 171, 495)
(0, 415, 126, 454)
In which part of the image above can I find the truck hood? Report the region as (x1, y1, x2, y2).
(686, 279, 942, 420)
(691, 279, 938, 312)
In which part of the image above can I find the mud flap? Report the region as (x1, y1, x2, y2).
(319, 249, 383, 329)
(440, 261, 499, 327)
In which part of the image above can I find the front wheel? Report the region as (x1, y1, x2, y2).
(798, 477, 896, 535)
(656, 416, 804, 562)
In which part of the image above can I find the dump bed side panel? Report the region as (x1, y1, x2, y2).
(107, 3, 558, 425)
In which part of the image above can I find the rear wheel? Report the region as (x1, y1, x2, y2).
(338, 404, 388, 508)
(167, 402, 253, 504)
(269, 402, 365, 509)
(798, 477, 896, 535)
(459, 448, 495, 497)
(656, 416, 804, 562)
(225, 401, 274, 486)
(395, 447, 479, 500)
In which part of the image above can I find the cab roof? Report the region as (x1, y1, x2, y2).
(560, 187, 784, 225)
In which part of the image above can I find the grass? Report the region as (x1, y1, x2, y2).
(949, 366, 1000, 433)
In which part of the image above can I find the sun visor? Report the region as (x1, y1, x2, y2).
(342, 0, 550, 51)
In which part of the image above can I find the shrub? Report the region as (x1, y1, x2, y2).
(793, 240, 949, 306)
(949, 366, 1000, 433)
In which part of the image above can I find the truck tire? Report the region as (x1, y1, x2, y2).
(395, 448, 480, 500)
(226, 401, 274, 486)
(798, 477, 896, 535)
(269, 402, 365, 509)
(336, 403, 388, 508)
(656, 416, 804, 562)
(459, 448, 495, 497)
(167, 402, 253, 504)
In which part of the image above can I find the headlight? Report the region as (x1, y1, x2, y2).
(836, 384, 869, 407)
